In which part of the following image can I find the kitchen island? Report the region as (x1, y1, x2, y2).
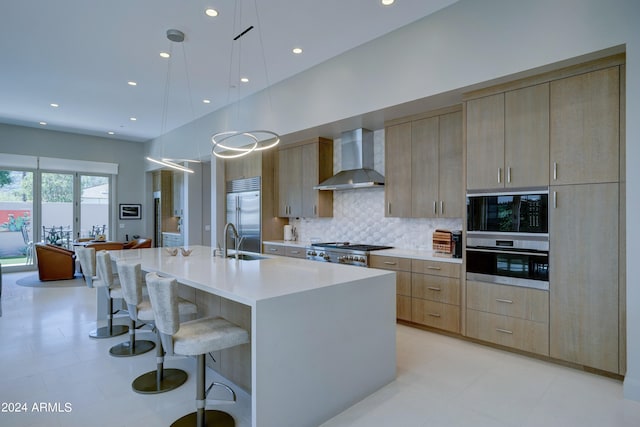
(108, 246, 396, 427)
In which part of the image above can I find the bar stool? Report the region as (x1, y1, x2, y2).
(146, 272, 250, 427)
(77, 247, 128, 338)
(123, 265, 197, 394)
(109, 261, 155, 357)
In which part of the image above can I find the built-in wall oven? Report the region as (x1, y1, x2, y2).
(466, 190, 549, 290)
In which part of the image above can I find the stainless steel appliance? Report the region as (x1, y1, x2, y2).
(466, 234, 549, 290)
(226, 177, 261, 254)
(305, 242, 393, 267)
(467, 189, 548, 234)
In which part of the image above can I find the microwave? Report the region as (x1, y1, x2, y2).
(467, 190, 548, 234)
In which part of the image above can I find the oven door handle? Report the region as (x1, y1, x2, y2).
(466, 247, 548, 257)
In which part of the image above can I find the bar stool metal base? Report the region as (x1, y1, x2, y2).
(170, 410, 235, 427)
(109, 340, 155, 357)
(89, 324, 128, 339)
(132, 369, 188, 394)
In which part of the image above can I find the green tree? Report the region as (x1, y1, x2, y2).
(0, 170, 12, 187)
(21, 173, 73, 202)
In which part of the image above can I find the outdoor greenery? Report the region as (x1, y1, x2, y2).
(0, 170, 11, 187)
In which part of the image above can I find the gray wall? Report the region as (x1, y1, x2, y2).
(0, 123, 146, 242)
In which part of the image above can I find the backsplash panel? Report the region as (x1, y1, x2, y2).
(290, 129, 462, 249)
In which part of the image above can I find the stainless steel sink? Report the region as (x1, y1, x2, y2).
(227, 253, 266, 261)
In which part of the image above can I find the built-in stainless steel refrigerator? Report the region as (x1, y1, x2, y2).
(225, 177, 261, 253)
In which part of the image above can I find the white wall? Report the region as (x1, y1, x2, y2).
(0, 124, 146, 242)
(145, 0, 640, 399)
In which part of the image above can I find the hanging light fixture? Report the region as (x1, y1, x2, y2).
(146, 29, 197, 173)
(211, 0, 280, 159)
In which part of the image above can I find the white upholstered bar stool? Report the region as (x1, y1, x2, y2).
(125, 265, 197, 394)
(108, 261, 156, 357)
(146, 272, 249, 427)
(77, 247, 128, 338)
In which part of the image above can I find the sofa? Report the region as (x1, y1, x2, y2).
(34, 243, 76, 281)
(122, 238, 152, 249)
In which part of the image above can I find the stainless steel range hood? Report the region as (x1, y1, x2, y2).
(314, 128, 384, 190)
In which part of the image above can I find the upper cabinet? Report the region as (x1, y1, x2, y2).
(550, 66, 620, 185)
(385, 107, 463, 218)
(172, 171, 183, 217)
(466, 83, 549, 190)
(278, 137, 333, 218)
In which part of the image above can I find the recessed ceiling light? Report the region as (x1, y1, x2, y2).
(50, 103, 59, 108)
(382, 0, 395, 5)
(160, 52, 170, 59)
(130, 117, 137, 121)
(240, 77, 249, 83)
(203, 99, 211, 104)
(128, 81, 137, 86)
(108, 131, 115, 135)
(205, 8, 219, 17)
(292, 47, 303, 54)
(39, 121, 47, 126)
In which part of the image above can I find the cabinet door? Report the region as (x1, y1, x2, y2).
(438, 111, 463, 217)
(550, 67, 620, 185)
(549, 183, 619, 373)
(505, 83, 550, 188)
(411, 117, 439, 217)
(278, 147, 302, 217)
(385, 122, 412, 217)
(466, 93, 505, 190)
(301, 143, 319, 218)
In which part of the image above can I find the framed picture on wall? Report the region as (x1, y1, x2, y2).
(119, 204, 141, 220)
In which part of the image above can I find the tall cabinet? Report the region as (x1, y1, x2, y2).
(549, 65, 623, 374)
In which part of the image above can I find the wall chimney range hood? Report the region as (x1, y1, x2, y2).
(314, 128, 385, 190)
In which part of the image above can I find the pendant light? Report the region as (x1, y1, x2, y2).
(211, 0, 280, 159)
(146, 29, 197, 173)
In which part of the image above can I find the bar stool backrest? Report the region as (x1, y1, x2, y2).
(95, 251, 115, 289)
(76, 247, 96, 288)
(116, 261, 144, 320)
(145, 272, 180, 355)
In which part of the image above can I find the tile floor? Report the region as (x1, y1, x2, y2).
(1, 270, 640, 427)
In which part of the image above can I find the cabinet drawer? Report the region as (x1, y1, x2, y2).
(370, 255, 411, 271)
(466, 309, 549, 356)
(411, 299, 460, 333)
(263, 244, 284, 256)
(284, 246, 306, 259)
(411, 259, 460, 278)
(397, 295, 411, 322)
(466, 280, 548, 323)
(412, 274, 460, 305)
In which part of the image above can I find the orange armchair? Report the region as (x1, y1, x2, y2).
(34, 243, 76, 281)
(123, 238, 152, 249)
(85, 242, 125, 251)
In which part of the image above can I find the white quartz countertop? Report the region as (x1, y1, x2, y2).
(262, 240, 462, 264)
(108, 246, 394, 306)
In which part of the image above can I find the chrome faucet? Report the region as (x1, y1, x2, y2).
(223, 222, 243, 260)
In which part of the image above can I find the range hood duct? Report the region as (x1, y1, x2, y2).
(314, 128, 385, 190)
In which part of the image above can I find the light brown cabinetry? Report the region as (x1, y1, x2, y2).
(262, 243, 306, 259)
(549, 183, 619, 373)
(385, 107, 463, 218)
(278, 138, 333, 218)
(466, 281, 549, 356)
(550, 66, 620, 185)
(411, 259, 461, 333)
(466, 84, 549, 190)
(370, 255, 411, 321)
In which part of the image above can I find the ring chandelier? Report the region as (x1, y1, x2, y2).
(211, 130, 280, 159)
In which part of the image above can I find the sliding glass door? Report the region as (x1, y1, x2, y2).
(80, 175, 110, 240)
(41, 172, 74, 248)
(0, 170, 34, 267)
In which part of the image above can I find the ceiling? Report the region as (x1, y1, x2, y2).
(0, 0, 458, 143)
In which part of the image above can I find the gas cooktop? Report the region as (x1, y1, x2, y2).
(310, 242, 393, 252)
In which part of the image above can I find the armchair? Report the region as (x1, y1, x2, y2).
(34, 243, 76, 281)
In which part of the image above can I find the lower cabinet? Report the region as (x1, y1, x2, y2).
(370, 255, 412, 321)
(465, 280, 549, 356)
(263, 242, 306, 259)
(370, 255, 461, 331)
